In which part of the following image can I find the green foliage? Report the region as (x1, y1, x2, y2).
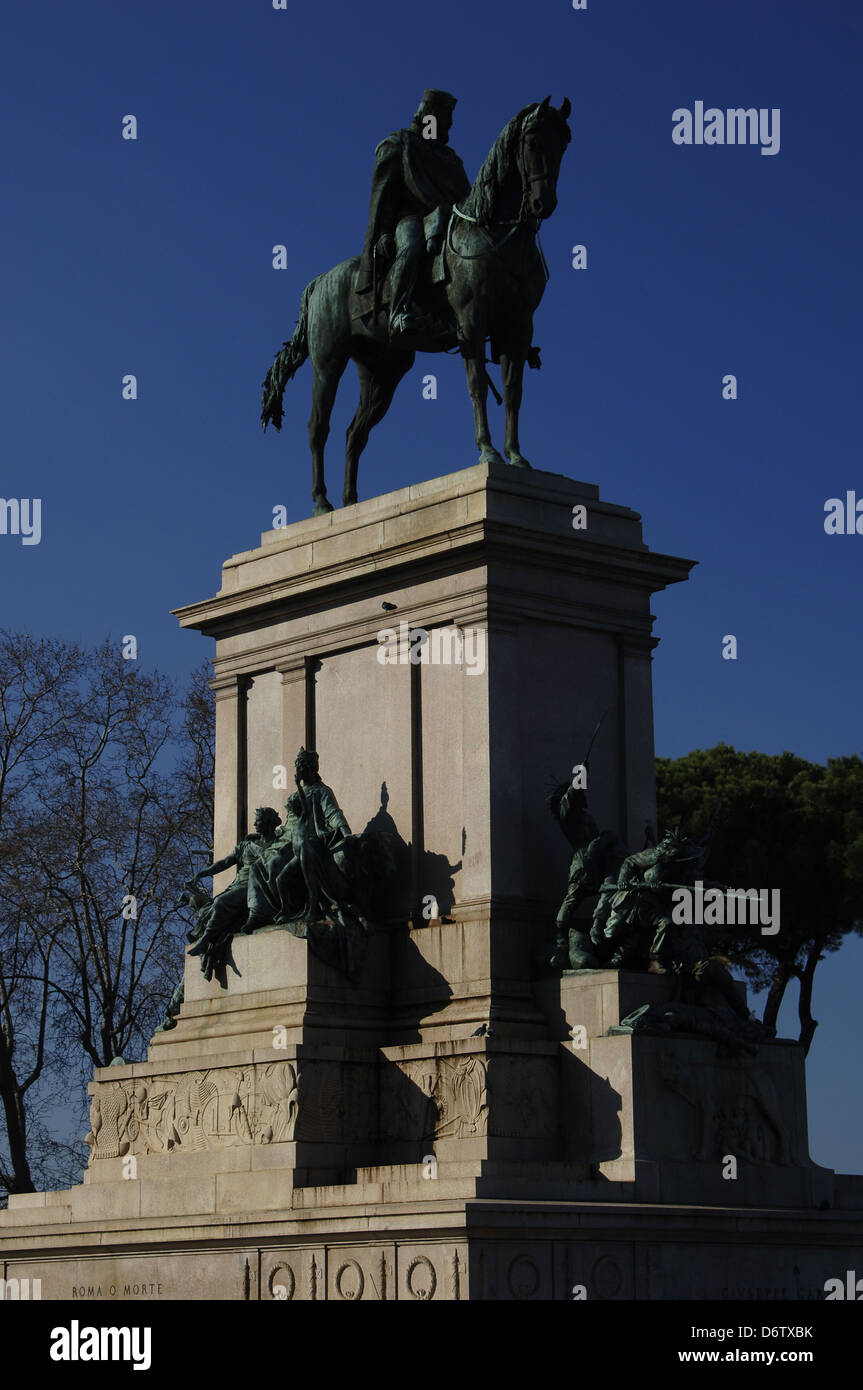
(655, 744, 863, 1048)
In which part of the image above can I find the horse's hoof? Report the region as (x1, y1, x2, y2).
(478, 447, 505, 465)
(506, 453, 532, 470)
(342, 492, 358, 507)
(312, 497, 334, 516)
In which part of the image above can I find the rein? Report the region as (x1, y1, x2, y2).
(446, 123, 552, 273)
(447, 204, 525, 260)
(447, 206, 549, 286)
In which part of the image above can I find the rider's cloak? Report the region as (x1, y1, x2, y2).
(356, 126, 471, 294)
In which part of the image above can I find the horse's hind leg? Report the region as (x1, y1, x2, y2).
(308, 354, 347, 515)
(344, 353, 414, 506)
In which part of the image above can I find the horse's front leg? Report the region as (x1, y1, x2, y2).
(499, 347, 531, 469)
(462, 327, 504, 466)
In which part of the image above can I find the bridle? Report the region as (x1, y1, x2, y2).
(520, 133, 554, 206)
(446, 118, 554, 278)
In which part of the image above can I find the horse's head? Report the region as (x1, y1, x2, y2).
(518, 96, 571, 219)
(465, 97, 572, 226)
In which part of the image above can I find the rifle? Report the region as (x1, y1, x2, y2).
(595, 880, 716, 897)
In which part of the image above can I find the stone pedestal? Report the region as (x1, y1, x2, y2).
(537, 971, 836, 1208)
(175, 460, 692, 926)
(174, 459, 693, 1041)
(2, 463, 861, 1300)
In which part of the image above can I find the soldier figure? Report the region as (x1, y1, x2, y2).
(594, 829, 706, 969)
(356, 89, 471, 337)
(244, 747, 369, 976)
(548, 785, 624, 970)
(180, 753, 395, 985)
(186, 806, 283, 981)
(244, 747, 352, 930)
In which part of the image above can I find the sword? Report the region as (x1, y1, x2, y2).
(552, 707, 611, 808)
(581, 706, 610, 769)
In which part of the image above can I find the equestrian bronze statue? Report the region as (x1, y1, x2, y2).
(261, 92, 571, 515)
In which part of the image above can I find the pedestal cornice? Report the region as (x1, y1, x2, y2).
(174, 462, 694, 640)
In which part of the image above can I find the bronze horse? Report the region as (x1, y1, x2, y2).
(262, 98, 571, 515)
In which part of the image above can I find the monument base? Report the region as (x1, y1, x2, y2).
(2, 1192, 860, 1302)
(3, 465, 861, 1300)
(2, 933, 861, 1300)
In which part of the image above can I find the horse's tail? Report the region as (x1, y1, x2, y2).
(261, 277, 318, 431)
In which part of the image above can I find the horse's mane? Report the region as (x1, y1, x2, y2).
(461, 105, 535, 224)
(461, 103, 571, 225)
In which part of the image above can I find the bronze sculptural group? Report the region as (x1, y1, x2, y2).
(180, 749, 396, 987)
(261, 90, 572, 514)
(173, 743, 770, 1059)
(547, 784, 774, 1053)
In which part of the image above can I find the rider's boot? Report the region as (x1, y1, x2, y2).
(388, 216, 423, 337)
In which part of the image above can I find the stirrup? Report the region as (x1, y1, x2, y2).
(389, 310, 418, 338)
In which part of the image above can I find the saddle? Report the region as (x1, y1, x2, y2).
(352, 208, 450, 330)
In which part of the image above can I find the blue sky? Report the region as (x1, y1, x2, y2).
(2, 0, 861, 1171)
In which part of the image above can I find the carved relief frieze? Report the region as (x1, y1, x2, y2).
(387, 1055, 489, 1140)
(657, 1048, 790, 1166)
(85, 1059, 299, 1160)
